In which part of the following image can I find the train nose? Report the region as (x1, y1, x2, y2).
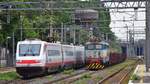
(93, 59, 100, 63)
(87, 58, 101, 64)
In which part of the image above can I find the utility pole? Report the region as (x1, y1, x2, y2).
(12, 32, 15, 66)
(129, 30, 135, 58)
(61, 23, 64, 43)
(20, 15, 23, 41)
(6, 36, 11, 67)
(125, 24, 129, 57)
(49, 0, 53, 42)
(73, 26, 76, 45)
(129, 30, 131, 58)
(145, 0, 150, 72)
(64, 25, 66, 44)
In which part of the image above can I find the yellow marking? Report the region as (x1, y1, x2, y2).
(88, 64, 91, 69)
(99, 65, 101, 69)
(100, 65, 102, 68)
(93, 64, 95, 69)
(95, 63, 98, 66)
(96, 64, 99, 69)
(91, 63, 95, 68)
(102, 65, 104, 69)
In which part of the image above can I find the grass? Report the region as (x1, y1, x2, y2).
(131, 74, 140, 80)
(63, 69, 74, 75)
(96, 76, 103, 80)
(0, 64, 4, 68)
(0, 71, 19, 80)
(47, 75, 52, 79)
(73, 74, 91, 84)
(81, 74, 91, 79)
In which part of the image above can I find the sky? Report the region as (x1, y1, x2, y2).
(110, 8, 145, 41)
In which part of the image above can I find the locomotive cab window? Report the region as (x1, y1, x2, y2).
(48, 50, 60, 56)
(19, 44, 41, 56)
(86, 44, 94, 50)
(96, 45, 102, 49)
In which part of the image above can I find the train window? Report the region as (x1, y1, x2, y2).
(48, 50, 60, 56)
(65, 51, 74, 56)
(96, 45, 102, 49)
(86, 45, 94, 50)
(19, 44, 41, 56)
(76, 51, 82, 57)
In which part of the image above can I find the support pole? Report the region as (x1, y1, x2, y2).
(20, 15, 23, 41)
(126, 25, 129, 57)
(73, 26, 76, 45)
(145, 0, 150, 72)
(12, 32, 15, 66)
(61, 23, 64, 43)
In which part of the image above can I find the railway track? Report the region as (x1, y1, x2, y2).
(0, 60, 138, 84)
(49, 61, 137, 84)
(46, 70, 96, 84)
(0, 68, 88, 84)
(97, 61, 139, 84)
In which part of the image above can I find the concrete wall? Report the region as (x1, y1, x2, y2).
(0, 47, 13, 67)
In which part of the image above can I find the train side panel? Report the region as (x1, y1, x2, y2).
(62, 45, 75, 68)
(45, 43, 63, 71)
(74, 46, 85, 68)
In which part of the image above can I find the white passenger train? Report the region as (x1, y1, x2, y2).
(16, 39, 85, 78)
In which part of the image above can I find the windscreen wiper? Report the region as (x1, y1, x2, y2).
(30, 49, 35, 56)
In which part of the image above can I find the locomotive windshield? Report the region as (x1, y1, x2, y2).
(87, 44, 95, 50)
(19, 44, 41, 56)
(86, 44, 102, 50)
(86, 44, 108, 50)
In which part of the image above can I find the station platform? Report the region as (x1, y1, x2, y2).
(129, 64, 150, 84)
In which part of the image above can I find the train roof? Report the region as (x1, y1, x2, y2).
(75, 9, 98, 13)
(100, 41, 109, 46)
(86, 41, 109, 46)
(17, 39, 47, 44)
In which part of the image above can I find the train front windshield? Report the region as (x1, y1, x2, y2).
(85, 44, 102, 58)
(86, 44, 102, 50)
(19, 44, 41, 56)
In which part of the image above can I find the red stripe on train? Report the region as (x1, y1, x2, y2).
(45, 61, 75, 67)
(16, 60, 40, 64)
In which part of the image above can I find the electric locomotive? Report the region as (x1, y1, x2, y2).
(85, 41, 110, 69)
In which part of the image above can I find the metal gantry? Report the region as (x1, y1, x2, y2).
(128, 30, 145, 57)
(101, 0, 146, 9)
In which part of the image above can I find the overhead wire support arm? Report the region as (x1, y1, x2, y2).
(101, 0, 146, 9)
